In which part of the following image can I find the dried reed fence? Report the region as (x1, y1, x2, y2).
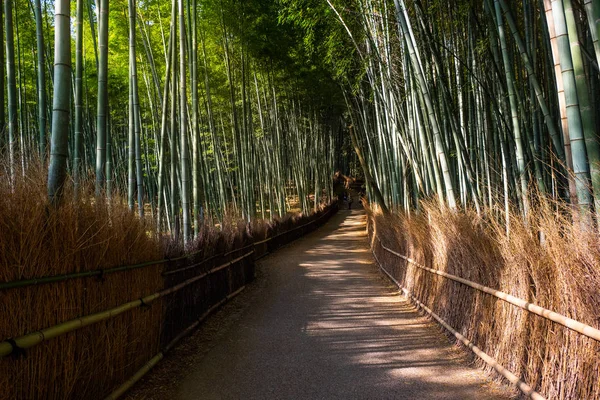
(0, 164, 338, 400)
(365, 200, 600, 399)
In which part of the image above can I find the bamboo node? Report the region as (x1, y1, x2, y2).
(5, 339, 25, 359)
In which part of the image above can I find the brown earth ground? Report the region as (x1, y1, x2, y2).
(126, 200, 514, 400)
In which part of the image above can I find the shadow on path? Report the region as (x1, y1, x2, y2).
(165, 208, 511, 400)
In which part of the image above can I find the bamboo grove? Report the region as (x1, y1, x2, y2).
(3, 0, 600, 236)
(1, 0, 346, 244)
(281, 0, 600, 232)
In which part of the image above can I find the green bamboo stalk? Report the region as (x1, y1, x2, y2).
(494, 0, 529, 218)
(47, 0, 71, 204)
(156, 0, 176, 230)
(4, 0, 16, 182)
(179, 0, 191, 243)
(33, 0, 46, 158)
(583, 0, 600, 66)
(95, 0, 109, 195)
(551, 0, 593, 221)
(348, 122, 389, 214)
(170, 35, 178, 234)
(129, 0, 144, 216)
(128, 67, 135, 210)
(564, 0, 600, 220)
(497, 0, 564, 162)
(393, 0, 457, 210)
(0, 4, 3, 136)
(73, 0, 84, 197)
(191, 0, 201, 236)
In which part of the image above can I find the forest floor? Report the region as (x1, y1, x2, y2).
(126, 201, 514, 399)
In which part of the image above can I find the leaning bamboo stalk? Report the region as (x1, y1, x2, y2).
(0, 251, 254, 358)
(497, 0, 563, 161)
(373, 235, 600, 342)
(105, 285, 246, 400)
(371, 249, 545, 400)
(493, 0, 529, 218)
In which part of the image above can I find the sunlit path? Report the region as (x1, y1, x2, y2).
(133, 206, 510, 399)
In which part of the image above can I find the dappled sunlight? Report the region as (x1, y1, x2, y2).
(173, 209, 510, 400)
(292, 211, 505, 397)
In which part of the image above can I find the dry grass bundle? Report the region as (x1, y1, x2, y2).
(0, 162, 164, 400)
(0, 159, 338, 399)
(366, 198, 600, 399)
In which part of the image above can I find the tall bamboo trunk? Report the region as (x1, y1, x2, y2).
(564, 0, 600, 222)
(0, 3, 4, 135)
(129, 0, 144, 216)
(494, 0, 529, 218)
(33, 0, 46, 158)
(156, 0, 176, 230)
(191, 0, 201, 236)
(47, 0, 72, 204)
(583, 0, 600, 66)
(4, 0, 17, 182)
(95, 0, 109, 195)
(550, 0, 593, 223)
(179, 0, 191, 243)
(393, 0, 457, 210)
(73, 0, 83, 196)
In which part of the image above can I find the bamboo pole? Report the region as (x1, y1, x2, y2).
(0, 251, 254, 358)
(95, 0, 109, 195)
(372, 249, 545, 400)
(105, 285, 247, 400)
(47, 0, 71, 203)
(373, 234, 600, 343)
(0, 202, 337, 289)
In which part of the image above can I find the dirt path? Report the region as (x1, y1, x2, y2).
(127, 207, 512, 400)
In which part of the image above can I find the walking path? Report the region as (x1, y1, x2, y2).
(128, 207, 511, 399)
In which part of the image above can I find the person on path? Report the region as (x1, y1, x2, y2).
(348, 193, 353, 209)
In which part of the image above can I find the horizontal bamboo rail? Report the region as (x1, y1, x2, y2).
(105, 286, 247, 400)
(0, 203, 337, 291)
(373, 235, 600, 343)
(0, 204, 338, 357)
(0, 251, 254, 358)
(0, 248, 203, 290)
(161, 252, 224, 276)
(371, 249, 545, 400)
(104, 206, 337, 399)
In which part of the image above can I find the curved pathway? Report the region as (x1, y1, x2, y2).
(129, 207, 511, 399)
